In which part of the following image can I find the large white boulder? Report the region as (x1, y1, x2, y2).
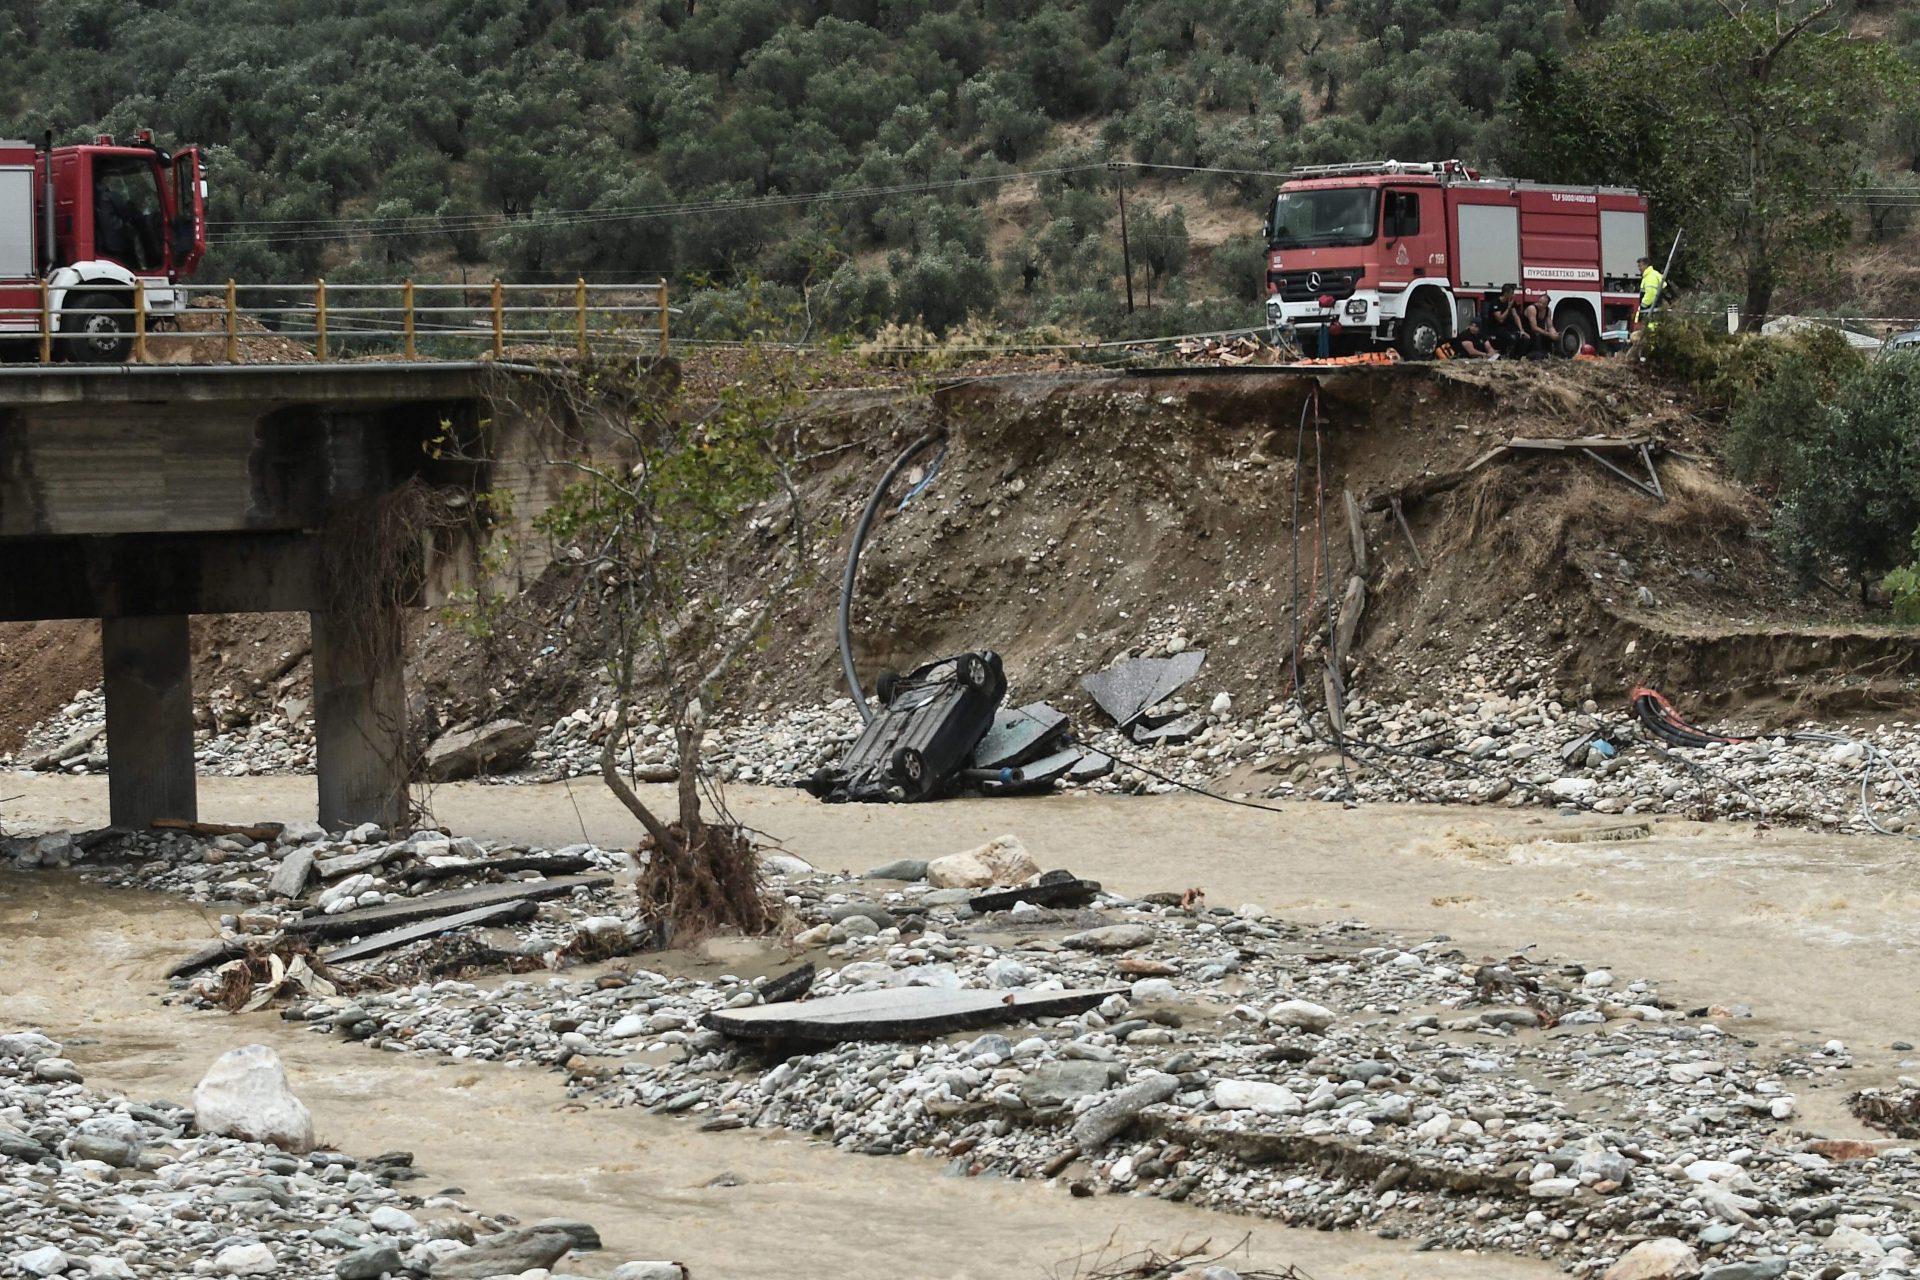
(926, 834, 1038, 889)
(192, 1045, 315, 1153)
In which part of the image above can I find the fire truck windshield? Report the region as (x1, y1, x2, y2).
(93, 157, 166, 272)
(1266, 187, 1378, 249)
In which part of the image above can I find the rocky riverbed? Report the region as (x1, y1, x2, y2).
(7, 821, 1918, 1280)
(15, 657, 1920, 842)
(0, 1030, 683, 1280)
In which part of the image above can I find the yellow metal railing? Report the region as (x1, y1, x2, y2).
(18, 278, 672, 365)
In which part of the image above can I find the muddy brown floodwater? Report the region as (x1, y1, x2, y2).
(7, 773, 1920, 1276)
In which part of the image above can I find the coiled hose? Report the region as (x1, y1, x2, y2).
(839, 430, 947, 724)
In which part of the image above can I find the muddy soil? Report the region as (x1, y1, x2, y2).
(0, 863, 1554, 1280)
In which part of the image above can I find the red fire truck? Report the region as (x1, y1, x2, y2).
(1262, 160, 1648, 360)
(0, 131, 205, 362)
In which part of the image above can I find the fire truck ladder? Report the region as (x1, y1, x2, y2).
(1285, 159, 1474, 180)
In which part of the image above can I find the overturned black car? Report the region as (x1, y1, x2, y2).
(804, 651, 1007, 804)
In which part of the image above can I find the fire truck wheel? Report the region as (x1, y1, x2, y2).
(63, 293, 134, 364)
(1395, 298, 1447, 361)
(1554, 309, 1598, 359)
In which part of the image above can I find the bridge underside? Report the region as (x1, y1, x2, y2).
(0, 363, 503, 831)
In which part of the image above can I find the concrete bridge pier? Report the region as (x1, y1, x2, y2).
(0, 364, 506, 836)
(312, 609, 408, 832)
(100, 615, 197, 828)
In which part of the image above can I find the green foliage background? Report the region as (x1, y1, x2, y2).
(2, 0, 1916, 337)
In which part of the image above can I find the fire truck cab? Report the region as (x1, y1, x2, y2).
(0, 132, 206, 362)
(1262, 160, 1648, 360)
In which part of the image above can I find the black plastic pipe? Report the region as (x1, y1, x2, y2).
(838, 430, 946, 723)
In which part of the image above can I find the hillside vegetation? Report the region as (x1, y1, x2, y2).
(2, 0, 1916, 337)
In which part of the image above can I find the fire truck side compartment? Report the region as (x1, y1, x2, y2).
(1455, 203, 1520, 291)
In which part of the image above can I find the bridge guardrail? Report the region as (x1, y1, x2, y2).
(17, 278, 670, 364)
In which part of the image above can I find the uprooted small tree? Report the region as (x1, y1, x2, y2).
(530, 348, 809, 940)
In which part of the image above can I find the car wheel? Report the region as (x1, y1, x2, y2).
(874, 671, 900, 707)
(891, 746, 928, 797)
(957, 653, 991, 691)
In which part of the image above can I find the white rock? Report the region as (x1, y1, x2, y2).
(191, 1044, 315, 1153)
(1265, 999, 1336, 1032)
(1129, 978, 1178, 1003)
(1584, 969, 1614, 987)
(609, 1265, 688, 1280)
(1828, 1225, 1888, 1257)
(608, 1014, 651, 1038)
(1211, 692, 1232, 716)
(369, 1206, 420, 1232)
(1549, 777, 1596, 798)
(15, 1247, 69, 1278)
(925, 834, 1039, 889)
(212, 1243, 277, 1276)
(1529, 1178, 1578, 1197)
(760, 852, 814, 877)
(319, 873, 375, 913)
(1212, 1080, 1304, 1115)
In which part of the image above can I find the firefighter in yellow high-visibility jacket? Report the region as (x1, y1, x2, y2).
(1636, 256, 1665, 321)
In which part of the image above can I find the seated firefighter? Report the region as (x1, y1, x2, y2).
(1483, 284, 1528, 356)
(1521, 294, 1560, 356)
(1444, 313, 1498, 359)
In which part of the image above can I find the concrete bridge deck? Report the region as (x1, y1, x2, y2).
(0, 362, 513, 832)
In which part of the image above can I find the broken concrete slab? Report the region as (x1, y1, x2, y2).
(1080, 651, 1205, 729)
(283, 875, 612, 943)
(756, 963, 816, 1005)
(702, 986, 1124, 1043)
(986, 746, 1084, 793)
(970, 703, 1069, 770)
(422, 719, 538, 783)
(321, 900, 539, 965)
(970, 872, 1101, 914)
(1066, 751, 1115, 783)
(1131, 711, 1205, 746)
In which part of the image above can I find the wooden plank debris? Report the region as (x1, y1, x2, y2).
(703, 986, 1125, 1043)
(152, 818, 283, 842)
(402, 854, 595, 887)
(322, 900, 537, 965)
(283, 874, 613, 942)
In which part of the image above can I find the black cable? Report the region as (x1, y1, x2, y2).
(838, 430, 947, 724)
(1313, 388, 1355, 800)
(1083, 737, 1290, 815)
(1289, 395, 1309, 696)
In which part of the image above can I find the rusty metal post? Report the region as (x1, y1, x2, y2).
(575, 277, 588, 358)
(132, 279, 147, 363)
(314, 279, 328, 362)
(224, 280, 239, 363)
(37, 279, 50, 364)
(658, 279, 669, 358)
(402, 278, 416, 360)
(491, 278, 504, 359)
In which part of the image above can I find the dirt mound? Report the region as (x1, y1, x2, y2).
(378, 359, 1918, 744)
